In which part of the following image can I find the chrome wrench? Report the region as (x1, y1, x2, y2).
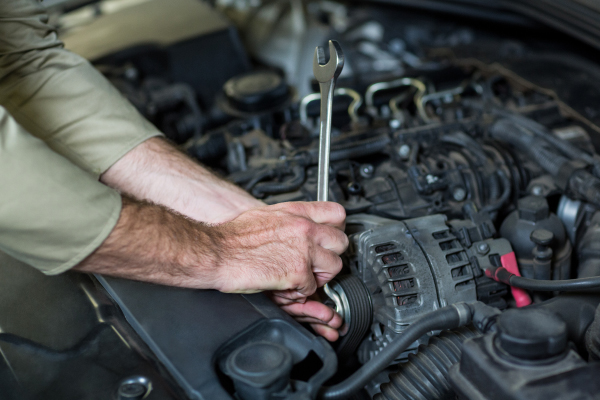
(314, 41, 345, 330)
(313, 40, 344, 201)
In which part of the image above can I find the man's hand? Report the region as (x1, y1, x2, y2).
(270, 293, 343, 341)
(75, 198, 347, 299)
(211, 202, 348, 301)
(97, 138, 349, 341)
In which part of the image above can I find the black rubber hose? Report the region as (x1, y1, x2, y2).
(251, 165, 306, 198)
(173, 84, 203, 138)
(440, 132, 501, 201)
(492, 120, 600, 207)
(568, 169, 600, 209)
(375, 326, 480, 400)
(480, 169, 511, 214)
(486, 171, 501, 203)
(440, 132, 489, 165)
(490, 119, 568, 176)
(509, 275, 600, 292)
(318, 304, 471, 400)
(244, 167, 277, 191)
(232, 135, 388, 186)
(464, 101, 596, 168)
(534, 294, 600, 354)
(321, 135, 391, 164)
(498, 111, 596, 165)
(184, 131, 227, 164)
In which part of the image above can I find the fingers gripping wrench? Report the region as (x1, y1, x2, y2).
(313, 40, 344, 201)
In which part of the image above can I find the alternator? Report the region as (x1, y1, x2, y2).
(344, 213, 509, 363)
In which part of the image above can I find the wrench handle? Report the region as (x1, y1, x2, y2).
(317, 79, 336, 202)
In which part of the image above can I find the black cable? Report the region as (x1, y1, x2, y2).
(244, 167, 276, 191)
(481, 169, 511, 214)
(310, 134, 391, 164)
(318, 303, 472, 400)
(251, 165, 306, 198)
(510, 275, 600, 292)
(487, 266, 600, 292)
(490, 119, 569, 177)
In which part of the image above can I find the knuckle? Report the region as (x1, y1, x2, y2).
(282, 201, 304, 215)
(293, 217, 313, 236)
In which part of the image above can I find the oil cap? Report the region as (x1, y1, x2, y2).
(226, 341, 292, 400)
(496, 308, 568, 361)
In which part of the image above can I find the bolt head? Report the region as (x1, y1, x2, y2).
(360, 164, 374, 178)
(452, 187, 467, 201)
(119, 383, 146, 398)
(531, 185, 544, 196)
(399, 144, 411, 159)
(477, 242, 490, 255)
(117, 376, 151, 400)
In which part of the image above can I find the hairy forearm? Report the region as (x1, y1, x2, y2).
(75, 197, 347, 341)
(75, 199, 346, 296)
(74, 196, 223, 288)
(100, 137, 263, 223)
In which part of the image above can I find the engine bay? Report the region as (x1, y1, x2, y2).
(3, 0, 600, 399)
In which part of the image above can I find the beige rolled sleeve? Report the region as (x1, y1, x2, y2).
(0, 107, 122, 275)
(0, 0, 163, 177)
(0, 0, 165, 274)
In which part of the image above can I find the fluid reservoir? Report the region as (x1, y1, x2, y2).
(499, 196, 571, 280)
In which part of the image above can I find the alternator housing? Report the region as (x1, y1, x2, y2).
(345, 214, 509, 363)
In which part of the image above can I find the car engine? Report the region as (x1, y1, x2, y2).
(3, 0, 600, 399)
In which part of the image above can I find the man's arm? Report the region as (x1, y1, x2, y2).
(74, 198, 347, 340)
(75, 200, 346, 294)
(98, 138, 346, 339)
(0, 103, 345, 340)
(100, 137, 263, 224)
(0, 0, 346, 339)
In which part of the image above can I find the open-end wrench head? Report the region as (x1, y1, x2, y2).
(313, 40, 344, 83)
